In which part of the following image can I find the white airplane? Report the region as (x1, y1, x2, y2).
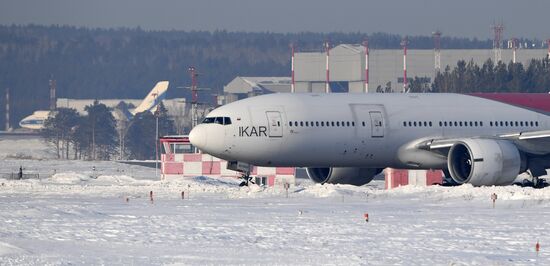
(189, 93, 550, 187)
(19, 81, 169, 130)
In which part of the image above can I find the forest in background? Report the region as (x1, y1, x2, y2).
(0, 24, 547, 129)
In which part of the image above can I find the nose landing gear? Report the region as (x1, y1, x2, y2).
(238, 171, 255, 187)
(227, 161, 255, 187)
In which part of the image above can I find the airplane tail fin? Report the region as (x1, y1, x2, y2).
(131, 81, 169, 115)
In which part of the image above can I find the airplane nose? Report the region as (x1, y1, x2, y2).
(189, 126, 207, 149)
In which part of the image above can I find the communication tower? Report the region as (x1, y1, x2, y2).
(492, 23, 504, 63)
(432, 31, 442, 73)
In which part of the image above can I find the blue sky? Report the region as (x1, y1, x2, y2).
(1, 0, 548, 38)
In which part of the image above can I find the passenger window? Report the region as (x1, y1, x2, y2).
(413, 121, 417, 127)
(480, 121, 483, 126)
(363, 121, 366, 127)
(352, 122, 355, 127)
(423, 122, 427, 127)
(331, 122, 335, 127)
(439, 121, 442, 127)
(316, 121, 319, 127)
(536, 121, 539, 127)
(454, 121, 458, 127)
(520, 121, 524, 127)
(321, 121, 324, 127)
(305, 121, 309, 127)
(336, 121, 340, 126)
(277, 121, 280, 127)
(408, 121, 412, 127)
(459, 122, 463, 127)
(514, 121, 518, 127)
(403, 122, 407, 127)
(347, 122, 350, 127)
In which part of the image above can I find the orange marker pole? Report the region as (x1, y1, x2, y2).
(364, 213, 369, 223)
(536, 241, 540, 254)
(149, 191, 154, 203)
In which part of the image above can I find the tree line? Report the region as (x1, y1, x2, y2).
(422, 57, 550, 93)
(43, 101, 175, 160)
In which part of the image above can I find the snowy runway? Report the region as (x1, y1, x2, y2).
(1, 162, 550, 265)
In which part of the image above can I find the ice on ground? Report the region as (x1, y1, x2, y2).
(1, 160, 550, 265)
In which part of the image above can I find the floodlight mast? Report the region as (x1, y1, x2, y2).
(363, 39, 369, 93)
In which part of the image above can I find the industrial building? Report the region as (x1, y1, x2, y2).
(223, 45, 549, 100)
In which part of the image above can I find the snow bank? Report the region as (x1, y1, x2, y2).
(48, 172, 93, 184)
(0, 242, 27, 256)
(0, 138, 56, 159)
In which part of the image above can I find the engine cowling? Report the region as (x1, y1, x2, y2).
(306, 167, 382, 186)
(447, 139, 526, 186)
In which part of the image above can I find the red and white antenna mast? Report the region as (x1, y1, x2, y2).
(432, 31, 442, 73)
(324, 41, 330, 93)
(188, 66, 199, 129)
(363, 39, 369, 93)
(49, 75, 56, 111)
(290, 43, 295, 93)
(401, 37, 408, 92)
(492, 23, 504, 63)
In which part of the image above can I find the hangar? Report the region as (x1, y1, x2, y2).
(223, 44, 549, 100)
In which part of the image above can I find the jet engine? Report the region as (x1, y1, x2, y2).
(306, 167, 382, 186)
(447, 139, 526, 186)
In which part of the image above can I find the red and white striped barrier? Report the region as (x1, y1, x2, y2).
(385, 168, 443, 189)
(161, 153, 295, 186)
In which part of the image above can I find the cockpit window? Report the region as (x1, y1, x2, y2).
(202, 117, 216, 124)
(202, 116, 232, 125)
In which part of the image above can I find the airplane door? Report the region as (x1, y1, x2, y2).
(369, 111, 384, 138)
(266, 111, 283, 137)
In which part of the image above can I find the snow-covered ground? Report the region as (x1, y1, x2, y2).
(1, 158, 549, 265)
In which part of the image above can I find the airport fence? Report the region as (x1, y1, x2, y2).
(0, 173, 40, 180)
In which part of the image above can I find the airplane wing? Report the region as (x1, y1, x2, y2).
(419, 129, 550, 155)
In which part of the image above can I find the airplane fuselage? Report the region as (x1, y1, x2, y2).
(190, 93, 550, 171)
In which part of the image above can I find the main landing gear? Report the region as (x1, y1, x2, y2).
(515, 170, 549, 188)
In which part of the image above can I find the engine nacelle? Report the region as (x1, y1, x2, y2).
(447, 139, 526, 186)
(306, 167, 382, 186)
